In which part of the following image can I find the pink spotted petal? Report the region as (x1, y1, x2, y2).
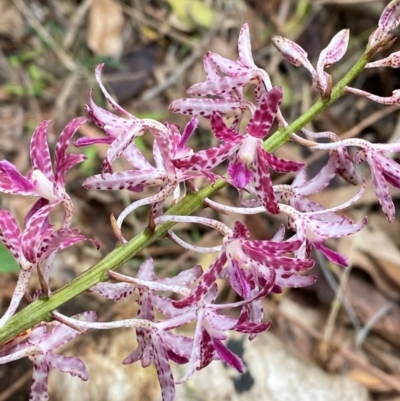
(228, 258, 251, 298)
(376, 153, 400, 188)
(228, 160, 253, 188)
(0, 210, 22, 261)
(313, 242, 348, 267)
(178, 117, 198, 150)
(252, 148, 279, 214)
(232, 221, 250, 239)
(152, 294, 193, 318)
(238, 23, 256, 68)
(206, 51, 248, 76)
(0, 161, 35, 195)
(83, 169, 164, 192)
(234, 307, 271, 334)
(41, 311, 97, 352)
(30, 120, 54, 183)
(203, 52, 222, 80)
(151, 129, 176, 177)
(54, 117, 87, 186)
(276, 273, 317, 288)
(137, 257, 155, 280)
(243, 238, 302, 255)
(158, 265, 202, 287)
(292, 159, 336, 196)
(95, 64, 133, 118)
(91, 282, 134, 300)
(124, 142, 153, 170)
(379, 0, 400, 34)
(173, 252, 227, 308)
(123, 336, 146, 365)
(210, 112, 240, 142)
(307, 216, 367, 240)
(74, 136, 114, 147)
(21, 203, 57, 263)
(61, 154, 87, 179)
(247, 87, 282, 139)
(366, 51, 400, 68)
(46, 354, 88, 380)
(176, 309, 206, 383)
(271, 36, 311, 68)
(317, 29, 349, 71)
(85, 89, 131, 131)
(153, 334, 176, 401)
(169, 98, 248, 118)
(367, 151, 396, 221)
(42, 231, 99, 262)
(104, 122, 144, 171)
(176, 141, 240, 172)
(0, 269, 32, 328)
(158, 330, 193, 361)
(264, 150, 304, 173)
(212, 337, 244, 372)
(187, 72, 254, 97)
(29, 355, 50, 401)
(245, 247, 315, 272)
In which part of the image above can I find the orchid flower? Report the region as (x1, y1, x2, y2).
(169, 24, 272, 123)
(0, 204, 99, 327)
(0, 311, 96, 401)
(207, 87, 303, 214)
(84, 115, 240, 240)
(0, 117, 87, 228)
(91, 258, 202, 401)
(301, 137, 400, 222)
(154, 216, 315, 307)
(112, 272, 271, 383)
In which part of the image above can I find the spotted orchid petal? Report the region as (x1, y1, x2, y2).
(238, 23, 256, 68)
(83, 169, 165, 191)
(187, 71, 255, 97)
(369, 0, 400, 47)
(54, 117, 87, 186)
(0, 160, 36, 195)
(366, 50, 400, 68)
(169, 97, 252, 119)
(247, 87, 282, 139)
(271, 36, 315, 73)
(30, 120, 54, 183)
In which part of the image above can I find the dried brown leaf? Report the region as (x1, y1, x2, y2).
(87, 0, 125, 57)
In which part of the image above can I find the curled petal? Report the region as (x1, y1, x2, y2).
(238, 23, 256, 68)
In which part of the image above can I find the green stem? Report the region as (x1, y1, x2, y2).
(0, 49, 372, 346)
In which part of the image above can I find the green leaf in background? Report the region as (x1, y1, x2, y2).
(0, 243, 19, 274)
(167, 0, 215, 30)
